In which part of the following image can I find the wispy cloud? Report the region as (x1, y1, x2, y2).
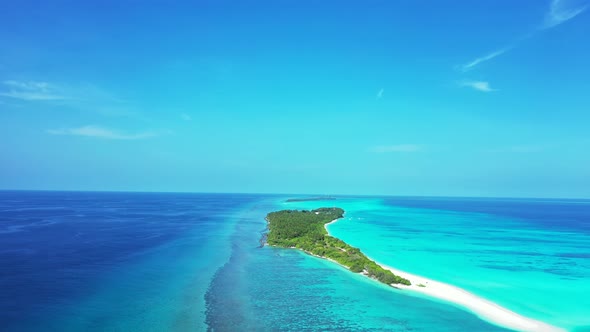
(370, 144, 422, 153)
(180, 113, 192, 121)
(376, 88, 384, 99)
(544, 0, 588, 28)
(460, 49, 508, 71)
(0, 79, 148, 120)
(46, 125, 156, 140)
(459, 0, 587, 71)
(460, 80, 496, 92)
(0, 80, 67, 101)
(0, 80, 126, 105)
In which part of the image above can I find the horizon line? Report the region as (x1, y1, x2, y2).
(1, 188, 588, 201)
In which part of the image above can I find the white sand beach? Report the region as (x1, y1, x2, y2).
(325, 220, 565, 332)
(381, 264, 564, 332)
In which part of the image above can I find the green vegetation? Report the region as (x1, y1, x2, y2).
(266, 208, 411, 286)
(418, 283, 426, 287)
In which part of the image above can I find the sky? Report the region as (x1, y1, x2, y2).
(1, 0, 589, 198)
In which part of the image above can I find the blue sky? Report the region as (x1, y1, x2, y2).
(1, 0, 589, 198)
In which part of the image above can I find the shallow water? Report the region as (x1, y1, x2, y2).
(285, 197, 590, 331)
(205, 198, 509, 331)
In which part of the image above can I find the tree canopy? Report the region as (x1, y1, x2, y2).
(266, 208, 410, 286)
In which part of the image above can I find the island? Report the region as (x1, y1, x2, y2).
(266, 207, 411, 286)
(265, 207, 565, 332)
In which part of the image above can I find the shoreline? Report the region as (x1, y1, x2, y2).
(324, 219, 565, 332)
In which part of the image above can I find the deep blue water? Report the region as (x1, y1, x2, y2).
(3, 191, 586, 331)
(0, 191, 260, 331)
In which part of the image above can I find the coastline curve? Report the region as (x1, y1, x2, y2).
(324, 218, 565, 332)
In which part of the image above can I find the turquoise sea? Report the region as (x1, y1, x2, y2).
(287, 197, 590, 331)
(1, 191, 588, 331)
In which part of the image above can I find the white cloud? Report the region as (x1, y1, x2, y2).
(545, 0, 588, 28)
(376, 88, 384, 99)
(1, 79, 150, 121)
(4, 80, 49, 90)
(460, 49, 508, 71)
(0, 80, 128, 106)
(460, 80, 496, 92)
(0, 80, 67, 101)
(459, 0, 587, 71)
(46, 125, 156, 140)
(370, 144, 422, 153)
(180, 113, 192, 121)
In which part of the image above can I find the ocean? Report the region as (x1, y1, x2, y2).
(0, 191, 588, 331)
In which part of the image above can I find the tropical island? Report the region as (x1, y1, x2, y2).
(266, 207, 411, 286)
(264, 208, 566, 332)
